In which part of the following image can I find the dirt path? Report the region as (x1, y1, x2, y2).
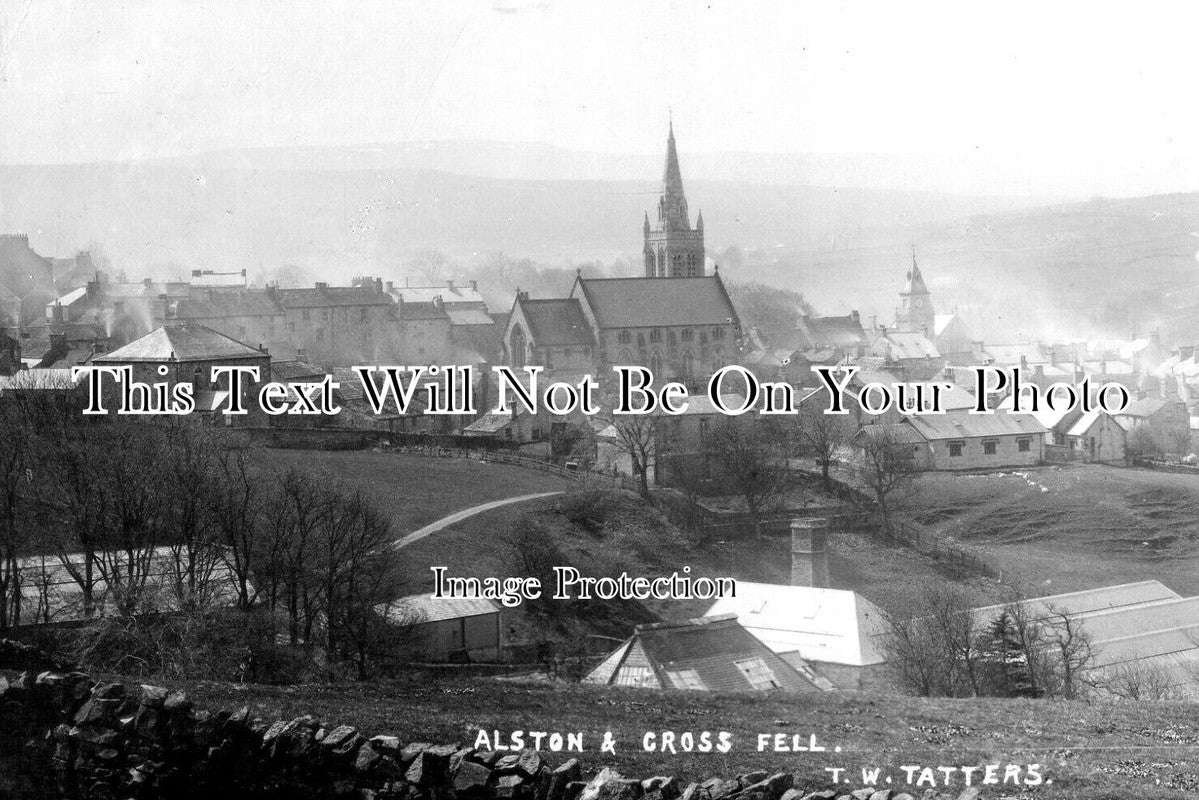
(392, 491, 564, 549)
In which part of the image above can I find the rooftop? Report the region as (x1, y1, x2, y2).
(93, 323, 266, 363)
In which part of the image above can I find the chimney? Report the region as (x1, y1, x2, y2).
(385, 281, 394, 292)
(790, 518, 829, 588)
(376, 277, 383, 294)
(143, 277, 153, 287)
(1180, 345, 1195, 362)
(446, 279, 455, 290)
(191, 269, 202, 278)
(850, 309, 860, 325)
(315, 281, 328, 290)
(869, 314, 878, 331)
(470, 280, 478, 292)
(240, 269, 247, 277)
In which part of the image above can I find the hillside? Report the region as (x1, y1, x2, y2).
(183, 674, 1199, 798)
(907, 464, 1199, 597)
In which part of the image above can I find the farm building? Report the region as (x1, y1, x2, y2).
(706, 581, 889, 690)
(1062, 409, 1127, 464)
(583, 614, 831, 693)
(376, 593, 503, 663)
(969, 581, 1199, 699)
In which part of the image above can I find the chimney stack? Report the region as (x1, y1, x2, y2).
(790, 518, 830, 588)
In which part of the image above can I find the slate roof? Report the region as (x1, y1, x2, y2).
(376, 593, 500, 625)
(391, 283, 487, 307)
(573, 276, 738, 329)
(796, 314, 868, 349)
(518, 298, 594, 347)
(996, 392, 1082, 432)
(173, 291, 283, 319)
(707, 582, 889, 666)
(272, 286, 393, 308)
(907, 409, 1047, 440)
(584, 614, 828, 693)
(271, 359, 326, 382)
(93, 324, 265, 363)
(881, 331, 941, 360)
(401, 301, 451, 321)
(853, 422, 929, 447)
(445, 308, 496, 326)
(1119, 396, 1175, 418)
(984, 342, 1050, 366)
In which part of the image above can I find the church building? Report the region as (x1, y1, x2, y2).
(502, 122, 740, 387)
(894, 246, 935, 336)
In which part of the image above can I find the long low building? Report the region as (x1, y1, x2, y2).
(970, 581, 1199, 698)
(851, 409, 1048, 471)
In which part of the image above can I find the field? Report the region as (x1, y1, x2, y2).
(247, 449, 569, 536)
(181, 674, 1199, 798)
(907, 464, 1199, 597)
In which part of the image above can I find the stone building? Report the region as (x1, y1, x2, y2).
(267, 279, 396, 366)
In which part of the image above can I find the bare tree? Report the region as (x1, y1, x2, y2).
(792, 401, 856, 491)
(707, 418, 789, 541)
(854, 425, 917, 535)
(609, 412, 660, 498)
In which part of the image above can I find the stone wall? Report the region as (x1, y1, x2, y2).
(0, 642, 982, 800)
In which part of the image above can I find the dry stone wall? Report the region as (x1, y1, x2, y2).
(0, 641, 984, 800)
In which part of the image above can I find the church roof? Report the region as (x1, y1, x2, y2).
(573, 276, 738, 329)
(518, 298, 594, 347)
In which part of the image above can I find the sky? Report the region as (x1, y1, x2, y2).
(4, 1, 1199, 196)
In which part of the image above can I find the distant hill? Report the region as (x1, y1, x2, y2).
(2, 143, 1199, 344)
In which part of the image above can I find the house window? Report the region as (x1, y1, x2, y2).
(666, 669, 705, 690)
(1017, 438, 1031, 452)
(734, 657, 780, 690)
(983, 440, 998, 455)
(948, 441, 964, 457)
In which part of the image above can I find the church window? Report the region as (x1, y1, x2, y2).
(637, 333, 646, 348)
(668, 330, 677, 346)
(672, 253, 682, 275)
(700, 331, 708, 344)
(712, 327, 725, 340)
(650, 351, 663, 377)
(681, 328, 694, 342)
(618, 330, 632, 344)
(649, 329, 662, 343)
(302, 308, 310, 321)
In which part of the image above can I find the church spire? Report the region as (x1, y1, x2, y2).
(643, 116, 704, 278)
(904, 244, 929, 296)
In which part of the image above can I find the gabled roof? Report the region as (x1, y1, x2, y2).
(93, 323, 264, 363)
(573, 276, 738, 329)
(1065, 409, 1122, 438)
(376, 593, 500, 625)
(707, 582, 889, 667)
(271, 359, 326, 382)
(907, 408, 1047, 440)
(584, 614, 829, 693)
(853, 422, 928, 447)
(518, 298, 594, 347)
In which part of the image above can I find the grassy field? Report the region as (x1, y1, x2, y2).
(248, 449, 569, 535)
(180, 674, 1199, 798)
(907, 464, 1199, 597)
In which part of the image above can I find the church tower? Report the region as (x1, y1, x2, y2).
(643, 120, 705, 278)
(896, 246, 935, 335)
